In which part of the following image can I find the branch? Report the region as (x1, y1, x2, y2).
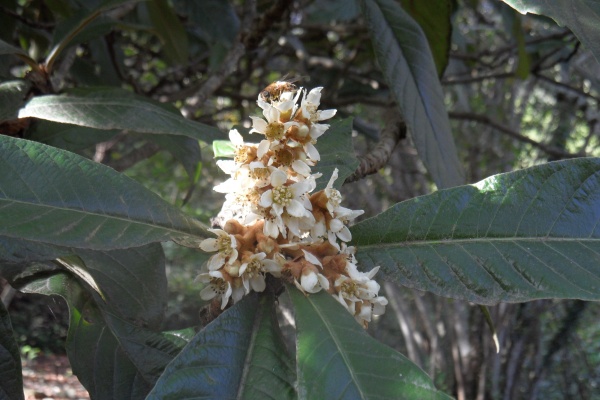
(182, 0, 294, 116)
(345, 110, 406, 183)
(448, 111, 582, 158)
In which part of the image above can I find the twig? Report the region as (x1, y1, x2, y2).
(182, 0, 294, 116)
(448, 111, 582, 158)
(345, 110, 406, 183)
(108, 142, 160, 172)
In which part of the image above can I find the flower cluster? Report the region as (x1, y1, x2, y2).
(197, 84, 387, 328)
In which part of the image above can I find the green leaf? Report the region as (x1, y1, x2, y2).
(360, 0, 464, 189)
(289, 289, 451, 400)
(21, 271, 184, 398)
(18, 91, 222, 143)
(0, 80, 30, 123)
(0, 135, 209, 250)
(74, 244, 168, 329)
(501, 0, 600, 65)
(398, 0, 453, 76)
(147, 0, 189, 64)
(0, 235, 70, 265)
(314, 118, 359, 191)
(212, 140, 236, 158)
(175, 0, 240, 46)
(0, 301, 24, 400)
(28, 120, 118, 152)
(352, 158, 600, 305)
(147, 294, 296, 400)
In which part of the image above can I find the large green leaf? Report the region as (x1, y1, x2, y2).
(314, 118, 359, 191)
(501, 0, 600, 65)
(0, 135, 209, 250)
(21, 271, 185, 399)
(398, 0, 453, 76)
(74, 244, 168, 329)
(147, 294, 296, 400)
(28, 120, 118, 152)
(352, 158, 600, 305)
(146, 0, 189, 64)
(289, 289, 451, 400)
(360, 0, 464, 189)
(0, 300, 24, 400)
(0, 235, 70, 265)
(17, 92, 222, 143)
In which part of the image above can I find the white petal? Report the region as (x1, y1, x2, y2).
(232, 286, 244, 302)
(317, 273, 330, 290)
(326, 168, 339, 189)
(336, 226, 352, 242)
(287, 199, 307, 217)
(217, 160, 237, 174)
(318, 109, 337, 121)
(213, 179, 237, 194)
(250, 275, 266, 292)
(229, 129, 244, 145)
(302, 249, 322, 267)
(265, 105, 280, 122)
(208, 254, 226, 270)
(270, 169, 287, 187)
(305, 142, 320, 161)
(307, 87, 323, 104)
(257, 140, 270, 158)
(250, 116, 267, 134)
(292, 159, 311, 176)
(329, 218, 344, 233)
(310, 123, 329, 139)
(220, 285, 232, 309)
(199, 238, 218, 252)
(200, 285, 217, 301)
(366, 266, 381, 280)
(301, 273, 320, 293)
(259, 190, 273, 207)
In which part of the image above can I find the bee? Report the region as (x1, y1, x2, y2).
(260, 76, 304, 103)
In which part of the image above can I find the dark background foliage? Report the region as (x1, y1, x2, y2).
(1, 0, 599, 399)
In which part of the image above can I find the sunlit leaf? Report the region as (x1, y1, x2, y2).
(147, 294, 296, 400)
(502, 0, 600, 65)
(399, 0, 453, 76)
(360, 0, 464, 189)
(0, 135, 209, 250)
(0, 80, 30, 122)
(18, 91, 222, 143)
(352, 158, 600, 305)
(289, 289, 452, 400)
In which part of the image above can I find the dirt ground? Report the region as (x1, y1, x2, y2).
(22, 354, 89, 400)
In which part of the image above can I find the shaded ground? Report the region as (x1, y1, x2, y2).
(22, 354, 89, 400)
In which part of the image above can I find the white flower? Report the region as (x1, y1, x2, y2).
(324, 169, 343, 214)
(239, 252, 282, 293)
(200, 229, 239, 270)
(250, 104, 297, 156)
(296, 264, 330, 293)
(259, 169, 312, 218)
(334, 265, 387, 327)
(300, 87, 337, 123)
(198, 270, 233, 310)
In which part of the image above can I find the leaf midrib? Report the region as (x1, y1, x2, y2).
(356, 236, 600, 249)
(0, 197, 205, 239)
